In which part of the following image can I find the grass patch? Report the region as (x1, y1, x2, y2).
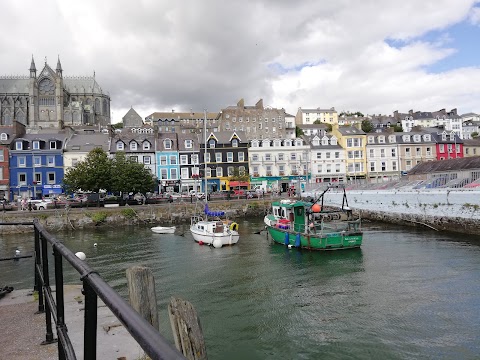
(86, 211, 108, 224)
(121, 208, 137, 219)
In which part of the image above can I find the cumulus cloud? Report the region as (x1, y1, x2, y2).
(1, 0, 479, 121)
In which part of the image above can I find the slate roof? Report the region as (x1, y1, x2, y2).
(64, 132, 110, 152)
(336, 126, 365, 135)
(408, 156, 480, 175)
(199, 131, 247, 144)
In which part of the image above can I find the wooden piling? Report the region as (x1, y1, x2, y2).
(126, 266, 159, 330)
(168, 297, 207, 360)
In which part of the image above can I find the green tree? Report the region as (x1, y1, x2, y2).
(111, 152, 156, 195)
(325, 123, 333, 132)
(471, 131, 479, 138)
(393, 124, 404, 132)
(63, 148, 113, 194)
(295, 126, 304, 137)
(313, 120, 322, 124)
(361, 119, 374, 133)
(339, 111, 364, 117)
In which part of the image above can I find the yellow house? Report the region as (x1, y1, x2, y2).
(331, 124, 367, 180)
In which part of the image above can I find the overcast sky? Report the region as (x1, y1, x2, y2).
(1, 0, 480, 122)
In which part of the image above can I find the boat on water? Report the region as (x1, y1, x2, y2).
(151, 226, 176, 234)
(264, 184, 362, 250)
(189, 110, 240, 248)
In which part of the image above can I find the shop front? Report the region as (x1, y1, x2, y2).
(43, 184, 63, 197)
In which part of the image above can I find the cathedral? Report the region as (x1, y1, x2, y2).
(0, 56, 111, 129)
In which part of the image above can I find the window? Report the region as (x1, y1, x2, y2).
(369, 149, 375, 157)
(209, 139, 215, 148)
(232, 139, 238, 147)
(252, 154, 259, 161)
(278, 153, 284, 161)
(326, 152, 331, 159)
(205, 153, 210, 163)
(160, 156, 167, 165)
(0, 152, 3, 162)
(16, 142, 22, 150)
(181, 168, 189, 179)
(381, 162, 386, 171)
(129, 156, 138, 162)
(185, 139, 192, 148)
(130, 142, 137, 151)
(405, 148, 411, 156)
(47, 156, 55, 167)
(228, 167, 234, 176)
(0, 133, 6, 141)
(170, 156, 177, 165)
(48, 173, 55, 184)
(439, 144, 445, 153)
(335, 152, 340, 159)
(416, 147, 421, 156)
(50, 141, 57, 149)
(144, 156, 151, 165)
(265, 154, 271, 161)
(164, 139, 172, 149)
(391, 149, 396, 157)
(291, 153, 296, 160)
(161, 169, 168, 179)
(191, 154, 199, 164)
(216, 167, 223, 177)
(227, 152, 233, 162)
(35, 173, 42, 184)
(180, 155, 188, 165)
(206, 168, 211, 177)
(33, 141, 40, 150)
(170, 168, 178, 179)
(406, 160, 412, 170)
(392, 161, 397, 171)
(17, 156, 26, 167)
(239, 166, 245, 175)
(143, 142, 150, 150)
(316, 153, 322, 159)
(380, 149, 385, 158)
(19, 173, 27, 184)
(238, 152, 245, 162)
(335, 164, 341, 173)
(370, 162, 375, 171)
(117, 142, 124, 150)
(215, 153, 222, 162)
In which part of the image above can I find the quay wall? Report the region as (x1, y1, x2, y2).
(320, 188, 480, 235)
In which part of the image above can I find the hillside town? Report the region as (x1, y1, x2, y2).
(1, 57, 480, 201)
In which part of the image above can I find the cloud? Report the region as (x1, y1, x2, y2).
(1, 0, 480, 121)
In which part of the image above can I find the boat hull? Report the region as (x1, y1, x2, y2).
(151, 226, 176, 234)
(190, 225, 239, 246)
(266, 225, 362, 250)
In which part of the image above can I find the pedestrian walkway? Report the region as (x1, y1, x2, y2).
(0, 285, 144, 360)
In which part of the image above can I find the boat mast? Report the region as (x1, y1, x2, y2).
(203, 110, 208, 218)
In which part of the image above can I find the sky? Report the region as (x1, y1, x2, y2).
(1, 0, 480, 122)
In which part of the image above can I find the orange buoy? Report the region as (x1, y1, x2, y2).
(311, 204, 321, 213)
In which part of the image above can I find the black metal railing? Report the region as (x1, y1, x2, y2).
(0, 220, 185, 360)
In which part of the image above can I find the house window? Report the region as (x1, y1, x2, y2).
(181, 168, 189, 179)
(117, 142, 124, 150)
(35, 173, 42, 184)
(439, 144, 445, 153)
(227, 167, 234, 176)
(180, 155, 188, 165)
(160, 156, 167, 165)
(209, 139, 215, 148)
(252, 154, 259, 161)
(34, 156, 41, 167)
(227, 152, 233, 162)
(164, 139, 172, 149)
(50, 141, 57, 149)
(16, 142, 22, 150)
(380, 149, 385, 158)
(326, 152, 331, 159)
(381, 162, 386, 171)
(19, 173, 27, 184)
(206, 168, 211, 177)
(416, 147, 421, 156)
(232, 139, 238, 147)
(47, 156, 55, 167)
(278, 153, 284, 161)
(316, 153, 322, 159)
(291, 153, 296, 160)
(0, 133, 6, 141)
(48, 173, 55, 184)
(391, 149, 396, 157)
(170, 156, 177, 165)
(265, 154, 271, 161)
(130, 156, 138, 162)
(185, 139, 192, 148)
(335, 164, 341, 173)
(405, 148, 411, 156)
(129, 142, 137, 151)
(161, 169, 168, 179)
(215, 153, 222, 162)
(18, 156, 26, 167)
(238, 152, 245, 162)
(33, 141, 40, 150)
(170, 168, 178, 179)
(239, 166, 245, 175)
(0, 152, 3, 162)
(205, 153, 210, 163)
(216, 167, 223, 177)
(392, 161, 397, 171)
(370, 162, 375, 171)
(191, 154, 199, 164)
(143, 156, 151, 165)
(143, 142, 150, 150)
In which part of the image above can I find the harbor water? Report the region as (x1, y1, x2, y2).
(1, 219, 480, 359)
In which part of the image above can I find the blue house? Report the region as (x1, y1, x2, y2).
(156, 133, 179, 193)
(10, 131, 71, 200)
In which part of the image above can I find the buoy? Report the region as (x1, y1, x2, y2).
(312, 204, 321, 213)
(295, 233, 301, 248)
(284, 232, 290, 246)
(15, 249, 20, 255)
(93, 243, 97, 247)
(198, 241, 204, 245)
(75, 252, 86, 261)
(212, 238, 223, 248)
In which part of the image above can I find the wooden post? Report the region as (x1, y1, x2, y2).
(126, 266, 159, 330)
(168, 297, 207, 360)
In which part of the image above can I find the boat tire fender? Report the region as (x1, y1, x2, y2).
(230, 222, 239, 231)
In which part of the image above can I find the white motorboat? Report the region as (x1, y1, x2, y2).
(189, 110, 240, 248)
(151, 226, 176, 234)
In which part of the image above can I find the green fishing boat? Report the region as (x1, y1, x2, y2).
(264, 185, 362, 250)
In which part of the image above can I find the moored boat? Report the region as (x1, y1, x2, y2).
(264, 185, 362, 250)
(151, 226, 176, 234)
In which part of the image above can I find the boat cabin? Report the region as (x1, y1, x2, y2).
(269, 200, 309, 232)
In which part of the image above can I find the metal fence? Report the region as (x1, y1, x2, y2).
(0, 220, 185, 360)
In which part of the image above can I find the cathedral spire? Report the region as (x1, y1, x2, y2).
(29, 55, 36, 78)
(56, 55, 63, 77)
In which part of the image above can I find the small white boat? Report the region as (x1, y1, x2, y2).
(151, 226, 176, 234)
(190, 216, 239, 247)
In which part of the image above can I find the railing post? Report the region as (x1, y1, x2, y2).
(54, 247, 66, 360)
(40, 233, 55, 344)
(83, 281, 97, 360)
(34, 226, 45, 313)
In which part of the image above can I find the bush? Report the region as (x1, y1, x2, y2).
(87, 211, 108, 224)
(121, 208, 136, 219)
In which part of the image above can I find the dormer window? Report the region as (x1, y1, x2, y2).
(117, 142, 124, 150)
(232, 139, 238, 147)
(130, 142, 138, 151)
(143, 141, 150, 150)
(164, 139, 172, 149)
(15, 141, 23, 150)
(423, 134, 431, 141)
(389, 135, 396, 143)
(321, 137, 328, 146)
(450, 133, 455, 141)
(208, 139, 215, 148)
(441, 133, 447, 141)
(33, 141, 40, 150)
(295, 140, 302, 146)
(185, 139, 192, 149)
(413, 135, 421, 142)
(50, 141, 57, 149)
(0, 133, 7, 141)
(251, 140, 259, 148)
(285, 140, 292, 146)
(402, 135, 410, 142)
(368, 136, 375, 144)
(274, 140, 281, 147)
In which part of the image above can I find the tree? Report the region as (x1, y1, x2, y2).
(295, 126, 304, 137)
(393, 124, 404, 132)
(313, 120, 322, 124)
(361, 119, 374, 133)
(63, 148, 113, 194)
(111, 152, 156, 195)
(471, 131, 479, 138)
(339, 111, 364, 117)
(228, 167, 250, 183)
(325, 123, 333, 132)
